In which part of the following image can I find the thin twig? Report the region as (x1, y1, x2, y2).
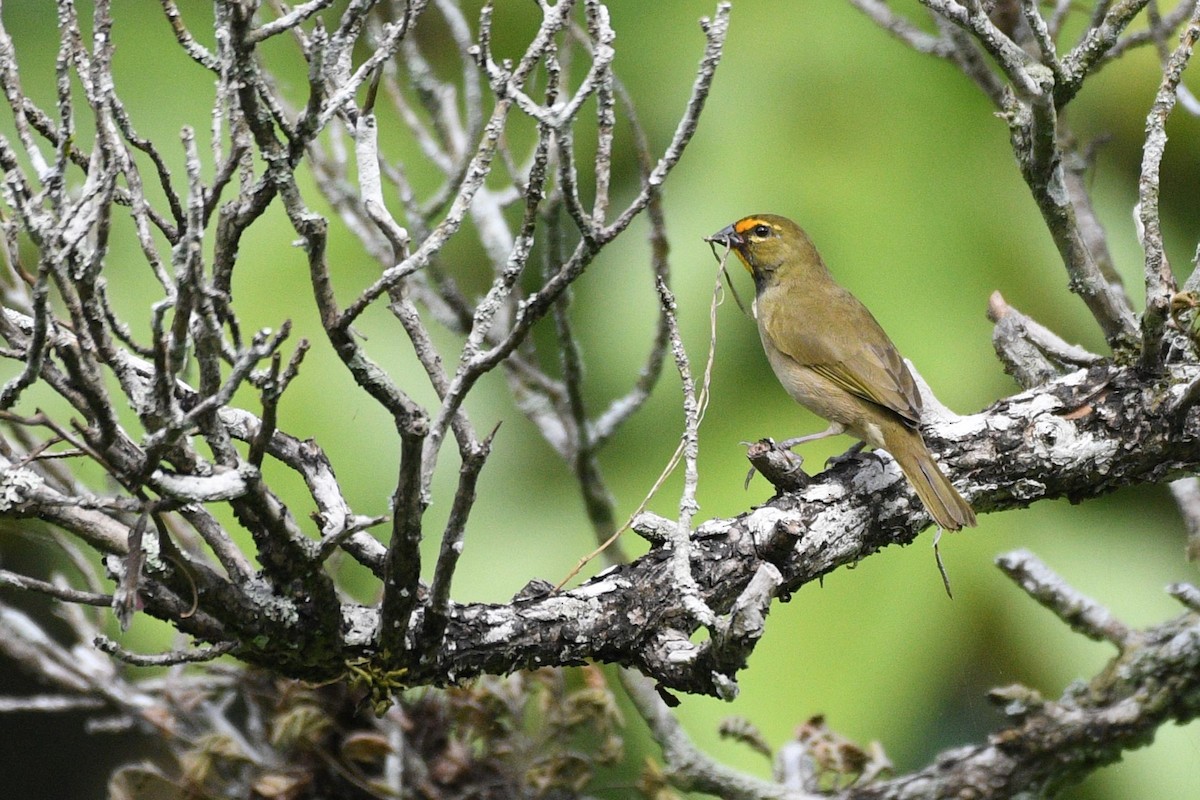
(94, 636, 237, 666)
(996, 549, 1135, 647)
(553, 256, 725, 591)
(618, 667, 818, 800)
(0, 569, 111, 606)
(1137, 11, 1200, 372)
(425, 424, 498, 648)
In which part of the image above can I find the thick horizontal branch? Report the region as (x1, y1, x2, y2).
(358, 359, 1200, 695)
(5, 342, 1196, 698)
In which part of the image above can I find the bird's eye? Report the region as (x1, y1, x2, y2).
(752, 224, 772, 238)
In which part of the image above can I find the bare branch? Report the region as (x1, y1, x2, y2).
(988, 291, 1102, 389)
(620, 667, 818, 800)
(851, 606, 1200, 799)
(1060, 0, 1154, 101)
(845, 0, 955, 56)
(1137, 11, 1200, 371)
(918, 0, 1042, 94)
(996, 549, 1134, 647)
(0, 569, 111, 606)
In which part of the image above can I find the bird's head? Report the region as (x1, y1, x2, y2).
(705, 214, 821, 286)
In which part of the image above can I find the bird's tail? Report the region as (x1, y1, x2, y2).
(884, 427, 976, 531)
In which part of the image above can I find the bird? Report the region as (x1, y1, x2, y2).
(706, 213, 976, 531)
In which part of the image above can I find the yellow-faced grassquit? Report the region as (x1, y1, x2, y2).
(707, 213, 976, 531)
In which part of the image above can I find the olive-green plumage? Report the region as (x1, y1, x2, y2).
(708, 213, 976, 531)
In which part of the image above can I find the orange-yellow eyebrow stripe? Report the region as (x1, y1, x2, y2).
(734, 217, 779, 235)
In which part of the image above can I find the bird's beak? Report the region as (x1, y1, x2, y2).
(705, 223, 744, 249)
(706, 223, 753, 276)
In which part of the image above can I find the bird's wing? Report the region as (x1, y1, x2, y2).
(769, 286, 924, 426)
(807, 344, 922, 426)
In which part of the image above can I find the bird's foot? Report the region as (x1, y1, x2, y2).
(825, 441, 876, 469)
(778, 421, 846, 450)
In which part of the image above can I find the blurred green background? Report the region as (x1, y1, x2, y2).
(1, 1, 1199, 798)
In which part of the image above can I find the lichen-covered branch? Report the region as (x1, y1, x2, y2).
(854, 0, 1191, 351)
(1137, 11, 1200, 370)
(845, 552, 1200, 799)
(375, 360, 1200, 696)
